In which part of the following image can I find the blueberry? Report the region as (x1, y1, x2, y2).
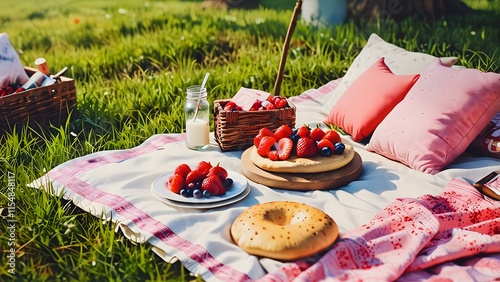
(321, 147, 333, 157)
(223, 178, 234, 190)
(193, 189, 202, 199)
(186, 189, 194, 197)
(203, 190, 211, 198)
(334, 142, 345, 154)
(195, 181, 202, 190)
(180, 189, 188, 197)
(290, 133, 300, 144)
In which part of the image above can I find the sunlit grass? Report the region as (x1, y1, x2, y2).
(0, 0, 498, 280)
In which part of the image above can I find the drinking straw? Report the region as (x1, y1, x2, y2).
(193, 72, 210, 121)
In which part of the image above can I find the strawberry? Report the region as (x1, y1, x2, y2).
(323, 130, 342, 144)
(254, 127, 274, 147)
(264, 103, 276, 110)
(208, 164, 228, 181)
(224, 101, 237, 111)
(317, 139, 334, 151)
(185, 170, 206, 185)
(267, 150, 280, 161)
(251, 99, 262, 110)
(167, 174, 186, 194)
(296, 125, 310, 138)
(5, 86, 14, 94)
(310, 126, 325, 141)
(257, 136, 276, 157)
(296, 137, 317, 158)
(195, 161, 212, 176)
(201, 175, 226, 196)
(269, 95, 280, 104)
(174, 163, 191, 178)
(274, 97, 288, 109)
(274, 124, 293, 141)
(277, 137, 293, 160)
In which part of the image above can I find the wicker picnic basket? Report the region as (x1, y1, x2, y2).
(212, 0, 303, 151)
(213, 99, 296, 151)
(0, 67, 76, 131)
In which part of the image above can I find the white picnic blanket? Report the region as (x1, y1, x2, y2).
(31, 79, 500, 281)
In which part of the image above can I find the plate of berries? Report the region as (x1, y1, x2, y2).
(151, 161, 249, 204)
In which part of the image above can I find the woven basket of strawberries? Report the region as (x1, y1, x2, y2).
(213, 96, 296, 152)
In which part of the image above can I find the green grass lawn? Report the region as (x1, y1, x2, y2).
(0, 0, 498, 280)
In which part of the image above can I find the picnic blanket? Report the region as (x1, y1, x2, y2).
(31, 80, 500, 281)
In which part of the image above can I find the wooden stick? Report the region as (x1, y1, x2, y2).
(273, 0, 303, 97)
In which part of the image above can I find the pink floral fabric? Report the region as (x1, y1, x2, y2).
(260, 178, 500, 281)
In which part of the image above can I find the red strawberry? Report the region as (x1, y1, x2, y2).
(264, 103, 276, 110)
(269, 95, 280, 104)
(257, 136, 276, 157)
(195, 161, 212, 175)
(274, 124, 293, 141)
(5, 86, 14, 94)
(274, 97, 288, 109)
(167, 174, 186, 194)
(208, 164, 228, 181)
(296, 137, 317, 158)
(276, 137, 293, 160)
(185, 170, 205, 185)
(224, 101, 237, 111)
(251, 99, 262, 110)
(323, 130, 342, 144)
(317, 139, 334, 151)
(174, 163, 191, 178)
(254, 127, 274, 147)
(267, 150, 280, 161)
(296, 125, 310, 138)
(310, 126, 325, 141)
(201, 175, 226, 196)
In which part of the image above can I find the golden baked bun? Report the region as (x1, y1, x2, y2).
(230, 201, 339, 260)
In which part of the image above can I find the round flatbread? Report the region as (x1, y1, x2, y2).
(250, 138, 355, 173)
(231, 201, 339, 260)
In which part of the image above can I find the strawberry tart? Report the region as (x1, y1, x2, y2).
(249, 125, 355, 173)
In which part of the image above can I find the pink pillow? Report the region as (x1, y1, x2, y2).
(324, 57, 420, 142)
(321, 33, 458, 114)
(366, 59, 500, 174)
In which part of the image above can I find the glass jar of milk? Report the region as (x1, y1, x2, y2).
(185, 85, 210, 150)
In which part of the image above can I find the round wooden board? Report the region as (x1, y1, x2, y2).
(240, 147, 363, 191)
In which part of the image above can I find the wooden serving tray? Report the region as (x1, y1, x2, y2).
(240, 147, 363, 191)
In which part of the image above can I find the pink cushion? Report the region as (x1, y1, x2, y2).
(321, 33, 458, 114)
(324, 57, 420, 141)
(366, 59, 500, 174)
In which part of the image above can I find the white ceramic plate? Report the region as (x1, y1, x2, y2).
(151, 184, 251, 209)
(151, 170, 248, 204)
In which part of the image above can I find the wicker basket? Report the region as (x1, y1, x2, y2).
(213, 99, 296, 151)
(0, 67, 76, 131)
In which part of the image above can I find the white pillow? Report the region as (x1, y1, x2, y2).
(322, 33, 458, 113)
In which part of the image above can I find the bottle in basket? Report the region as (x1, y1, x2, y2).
(185, 85, 210, 150)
